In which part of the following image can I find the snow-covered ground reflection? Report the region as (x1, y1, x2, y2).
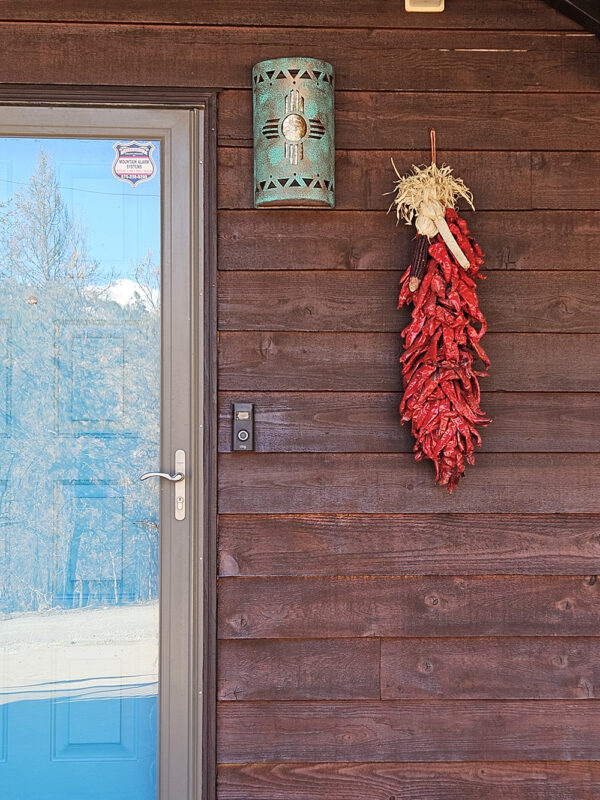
(0, 602, 158, 704)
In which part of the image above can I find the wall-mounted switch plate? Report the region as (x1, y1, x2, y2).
(233, 403, 254, 451)
(405, 0, 444, 11)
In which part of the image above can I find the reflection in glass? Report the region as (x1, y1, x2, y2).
(0, 139, 161, 799)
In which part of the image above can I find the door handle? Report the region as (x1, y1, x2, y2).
(140, 449, 186, 521)
(140, 471, 183, 482)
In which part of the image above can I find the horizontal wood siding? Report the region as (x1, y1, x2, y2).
(218, 392, 600, 452)
(220, 148, 600, 210)
(0, 1, 581, 29)
(380, 638, 600, 699)
(218, 271, 600, 331)
(219, 90, 600, 151)
(0, 27, 597, 91)
(5, 2, 599, 798)
(218, 762, 600, 800)
(218, 332, 600, 391)
(218, 639, 380, 700)
(218, 575, 600, 638)
(219, 210, 600, 270)
(218, 514, 600, 576)
(218, 700, 600, 762)
(218, 453, 600, 513)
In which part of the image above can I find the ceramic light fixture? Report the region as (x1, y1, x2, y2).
(252, 57, 335, 208)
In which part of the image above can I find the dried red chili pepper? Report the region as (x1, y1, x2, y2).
(398, 208, 490, 491)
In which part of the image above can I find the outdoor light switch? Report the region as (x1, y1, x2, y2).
(233, 403, 254, 451)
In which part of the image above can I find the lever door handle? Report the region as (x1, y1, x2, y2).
(140, 449, 186, 521)
(140, 471, 183, 482)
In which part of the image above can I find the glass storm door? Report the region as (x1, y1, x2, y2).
(0, 107, 201, 800)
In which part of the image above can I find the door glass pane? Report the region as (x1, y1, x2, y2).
(0, 136, 161, 799)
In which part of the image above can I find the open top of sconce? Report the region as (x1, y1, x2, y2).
(253, 57, 335, 208)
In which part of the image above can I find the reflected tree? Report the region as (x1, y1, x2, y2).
(0, 151, 98, 286)
(0, 152, 161, 614)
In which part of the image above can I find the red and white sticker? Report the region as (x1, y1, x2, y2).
(112, 141, 156, 186)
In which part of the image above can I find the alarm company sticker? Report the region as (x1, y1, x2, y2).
(112, 141, 156, 186)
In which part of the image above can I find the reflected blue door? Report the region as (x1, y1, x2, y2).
(0, 137, 161, 799)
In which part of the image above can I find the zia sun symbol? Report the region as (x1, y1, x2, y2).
(261, 89, 326, 165)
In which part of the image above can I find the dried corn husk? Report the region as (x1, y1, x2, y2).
(389, 161, 475, 269)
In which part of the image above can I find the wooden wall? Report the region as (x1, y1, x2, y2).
(1, 1, 600, 798)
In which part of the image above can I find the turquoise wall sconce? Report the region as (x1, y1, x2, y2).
(252, 57, 335, 208)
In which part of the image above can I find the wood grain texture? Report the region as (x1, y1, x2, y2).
(0, 0, 580, 29)
(219, 90, 600, 150)
(217, 392, 600, 453)
(218, 575, 600, 638)
(218, 639, 379, 700)
(218, 210, 600, 271)
(218, 514, 600, 576)
(533, 151, 600, 208)
(218, 271, 600, 332)
(219, 149, 533, 211)
(218, 761, 600, 800)
(221, 149, 600, 211)
(218, 332, 600, 392)
(218, 700, 600, 762)
(0, 27, 596, 91)
(218, 636, 600, 702)
(381, 638, 600, 699)
(218, 453, 600, 514)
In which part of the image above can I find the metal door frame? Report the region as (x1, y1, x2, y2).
(0, 88, 218, 800)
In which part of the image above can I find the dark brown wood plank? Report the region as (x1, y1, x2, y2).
(218, 639, 379, 701)
(218, 331, 401, 392)
(218, 575, 600, 638)
(381, 637, 600, 699)
(218, 271, 600, 333)
(218, 210, 600, 271)
(217, 392, 600, 454)
(218, 332, 600, 392)
(533, 151, 600, 208)
(218, 513, 600, 576)
(217, 700, 600, 762)
(219, 149, 533, 211)
(219, 90, 600, 150)
(221, 149, 600, 211)
(218, 761, 600, 800)
(1, 26, 596, 91)
(218, 453, 600, 514)
(0, 0, 580, 29)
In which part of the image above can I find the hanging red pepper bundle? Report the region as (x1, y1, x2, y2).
(390, 132, 490, 491)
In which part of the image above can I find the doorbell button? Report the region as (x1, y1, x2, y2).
(233, 403, 254, 451)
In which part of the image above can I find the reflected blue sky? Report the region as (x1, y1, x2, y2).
(0, 136, 161, 797)
(0, 138, 161, 281)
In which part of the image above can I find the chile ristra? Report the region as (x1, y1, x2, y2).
(391, 161, 491, 492)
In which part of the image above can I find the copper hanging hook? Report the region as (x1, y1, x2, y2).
(430, 128, 437, 165)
